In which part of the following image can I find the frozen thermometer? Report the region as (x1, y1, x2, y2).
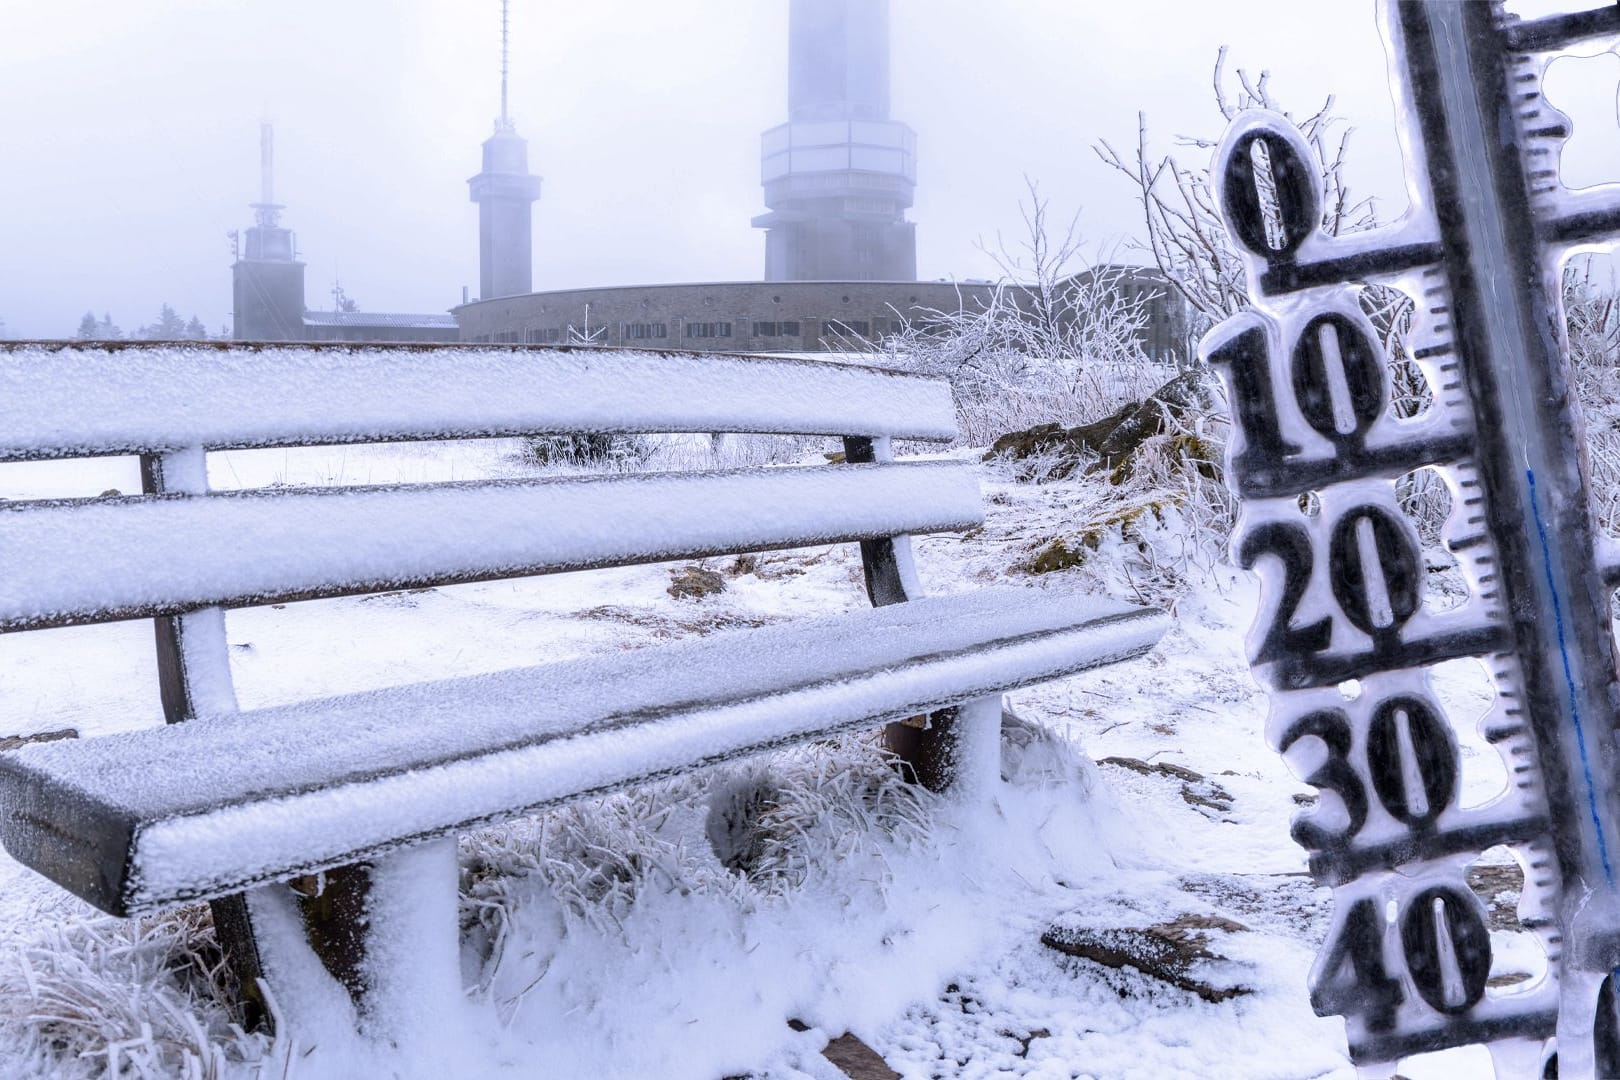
(1203, 2, 1620, 1076)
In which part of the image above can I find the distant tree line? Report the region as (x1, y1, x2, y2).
(74, 304, 225, 341)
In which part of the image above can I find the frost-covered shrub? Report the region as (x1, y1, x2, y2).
(519, 432, 652, 470)
(848, 182, 1165, 448)
(879, 282, 1165, 449)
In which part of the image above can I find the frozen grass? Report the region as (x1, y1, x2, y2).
(0, 734, 939, 1078)
(457, 733, 938, 1020)
(0, 657, 1177, 1080)
(518, 432, 846, 476)
(0, 905, 278, 1079)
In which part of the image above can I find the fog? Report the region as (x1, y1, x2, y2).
(0, 0, 1614, 339)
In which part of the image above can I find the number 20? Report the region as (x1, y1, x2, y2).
(1239, 503, 1422, 670)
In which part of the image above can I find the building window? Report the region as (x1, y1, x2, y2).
(526, 327, 564, 344)
(684, 321, 732, 339)
(623, 322, 668, 340)
(825, 319, 870, 338)
(751, 320, 803, 338)
(494, 330, 522, 344)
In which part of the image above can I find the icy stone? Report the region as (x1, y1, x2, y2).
(1041, 912, 1254, 1003)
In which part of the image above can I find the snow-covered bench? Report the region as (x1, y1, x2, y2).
(0, 341, 1167, 1035)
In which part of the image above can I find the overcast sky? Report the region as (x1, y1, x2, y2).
(0, 0, 1613, 338)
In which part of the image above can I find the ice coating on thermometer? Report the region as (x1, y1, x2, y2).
(1204, 2, 1620, 1074)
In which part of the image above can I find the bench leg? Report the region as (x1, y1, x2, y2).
(208, 894, 272, 1031)
(337, 839, 466, 1042)
(884, 693, 1003, 798)
(842, 437, 1005, 798)
(245, 839, 466, 1048)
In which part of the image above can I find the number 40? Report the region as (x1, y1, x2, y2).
(1312, 886, 1492, 1032)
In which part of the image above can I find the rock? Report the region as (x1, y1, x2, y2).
(1098, 755, 1235, 818)
(1094, 369, 1222, 474)
(1007, 1027, 1050, 1058)
(0, 728, 78, 752)
(1099, 755, 1201, 784)
(1042, 912, 1254, 1003)
(1180, 779, 1235, 815)
(785, 1021, 899, 1080)
(983, 403, 1136, 480)
(820, 1033, 900, 1080)
(1028, 537, 1087, 574)
(1467, 862, 1525, 931)
(667, 565, 726, 600)
(984, 369, 1221, 483)
(1018, 499, 1168, 576)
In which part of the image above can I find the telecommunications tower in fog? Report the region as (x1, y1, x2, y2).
(753, 0, 918, 282)
(468, 0, 542, 301)
(231, 121, 305, 341)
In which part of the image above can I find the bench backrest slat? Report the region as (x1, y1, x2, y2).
(0, 343, 958, 461)
(0, 462, 983, 630)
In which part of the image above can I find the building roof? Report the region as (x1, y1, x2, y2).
(302, 311, 457, 330)
(451, 278, 1002, 315)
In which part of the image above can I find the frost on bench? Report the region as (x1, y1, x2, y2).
(0, 338, 1172, 1043)
(0, 585, 1168, 915)
(0, 462, 984, 630)
(0, 344, 958, 460)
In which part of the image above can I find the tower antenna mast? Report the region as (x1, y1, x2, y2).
(499, 0, 510, 128)
(252, 119, 283, 228)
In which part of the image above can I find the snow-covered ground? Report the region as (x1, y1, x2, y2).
(0, 437, 1526, 1078)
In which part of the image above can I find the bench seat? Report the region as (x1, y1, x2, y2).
(0, 584, 1166, 917)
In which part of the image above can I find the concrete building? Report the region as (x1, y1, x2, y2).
(299, 311, 461, 344)
(467, 1, 541, 300)
(230, 122, 458, 344)
(455, 279, 998, 350)
(752, 0, 917, 282)
(455, 270, 1190, 364)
